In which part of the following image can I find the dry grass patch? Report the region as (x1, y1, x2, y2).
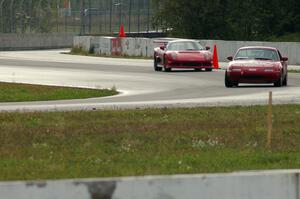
(0, 105, 300, 181)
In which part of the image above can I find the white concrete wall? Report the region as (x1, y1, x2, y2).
(73, 36, 94, 52)
(201, 40, 300, 64)
(121, 37, 154, 57)
(73, 36, 300, 64)
(93, 36, 114, 56)
(0, 33, 75, 50)
(0, 170, 299, 199)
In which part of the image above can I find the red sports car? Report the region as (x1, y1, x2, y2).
(225, 46, 288, 87)
(153, 39, 213, 72)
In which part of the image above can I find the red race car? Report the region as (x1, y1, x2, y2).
(153, 39, 213, 72)
(225, 46, 288, 87)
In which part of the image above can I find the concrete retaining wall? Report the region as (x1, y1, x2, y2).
(200, 40, 300, 65)
(0, 33, 76, 50)
(0, 170, 299, 199)
(74, 36, 300, 64)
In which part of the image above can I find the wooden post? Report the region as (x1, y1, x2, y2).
(267, 91, 273, 148)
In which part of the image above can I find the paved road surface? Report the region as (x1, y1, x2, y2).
(0, 49, 299, 112)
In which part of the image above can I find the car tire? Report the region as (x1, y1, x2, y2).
(163, 55, 171, 72)
(283, 73, 288, 86)
(194, 68, 202, 72)
(225, 71, 234, 87)
(274, 73, 283, 87)
(233, 81, 239, 87)
(205, 68, 213, 72)
(154, 54, 162, 71)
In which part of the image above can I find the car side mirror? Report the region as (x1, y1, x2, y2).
(281, 57, 288, 61)
(160, 46, 165, 50)
(205, 46, 210, 50)
(227, 56, 233, 61)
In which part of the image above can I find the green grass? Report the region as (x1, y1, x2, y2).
(289, 70, 300, 73)
(0, 82, 117, 102)
(1, 105, 300, 181)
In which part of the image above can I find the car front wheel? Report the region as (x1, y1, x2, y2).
(274, 74, 283, 87)
(154, 54, 162, 71)
(225, 71, 235, 87)
(163, 55, 171, 72)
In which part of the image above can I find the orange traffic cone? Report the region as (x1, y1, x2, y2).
(213, 44, 219, 69)
(119, 24, 126, 38)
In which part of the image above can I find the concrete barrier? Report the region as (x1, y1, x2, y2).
(0, 33, 75, 50)
(93, 36, 114, 56)
(73, 36, 94, 52)
(74, 36, 300, 65)
(201, 40, 300, 64)
(0, 170, 299, 199)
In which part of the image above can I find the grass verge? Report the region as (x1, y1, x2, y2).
(289, 70, 300, 73)
(0, 82, 117, 102)
(1, 105, 300, 181)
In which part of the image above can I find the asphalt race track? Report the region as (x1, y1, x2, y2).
(0, 49, 300, 112)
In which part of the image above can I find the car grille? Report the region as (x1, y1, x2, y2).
(171, 62, 212, 67)
(242, 75, 265, 79)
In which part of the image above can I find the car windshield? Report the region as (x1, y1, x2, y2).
(167, 41, 204, 51)
(234, 49, 279, 61)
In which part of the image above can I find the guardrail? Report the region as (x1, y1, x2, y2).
(73, 36, 300, 65)
(1, 170, 299, 199)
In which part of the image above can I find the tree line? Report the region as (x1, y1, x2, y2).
(152, 0, 300, 41)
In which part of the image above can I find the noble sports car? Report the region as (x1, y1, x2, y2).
(153, 40, 213, 72)
(225, 46, 288, 87)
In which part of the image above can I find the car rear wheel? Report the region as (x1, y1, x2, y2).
(154, 54, 162, 71)
(205, 68, 213, 72)
(225, 71, 234, 87)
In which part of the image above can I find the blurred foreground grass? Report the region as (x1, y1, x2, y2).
(1, 105, 300, 181)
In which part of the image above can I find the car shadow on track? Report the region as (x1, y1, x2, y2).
(233, 85, 290, 88)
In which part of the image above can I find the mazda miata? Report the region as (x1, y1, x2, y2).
(225, 46, 288, 87)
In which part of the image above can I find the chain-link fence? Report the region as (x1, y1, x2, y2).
(0, 0, 160, 35)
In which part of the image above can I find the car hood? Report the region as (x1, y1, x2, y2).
(229, 60, 281, 68)
(167, 51, 212, 61)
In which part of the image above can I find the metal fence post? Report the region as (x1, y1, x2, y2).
(0, 0, 4, 33)
(80, 0, 85, 35)
(18, 0, 25, 33)
(37, 0, 43, 33)
(128, 0, 132, 33)
(147, 0, 150, 33)
(9, 0, 15, 33)
(137, 0, 140, 34)
(109, 0, 112, 34)
(56, 0, 59, 32)
(98, 0, 101, 33)
(88, 0, 91, 34)
(29, 0, 33, 32)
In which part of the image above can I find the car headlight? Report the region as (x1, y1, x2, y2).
(228, 67, 241, 72)
(264, 69, 274, 72)
(171, 53, 177, 60)
(204, 53, 212, 60)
